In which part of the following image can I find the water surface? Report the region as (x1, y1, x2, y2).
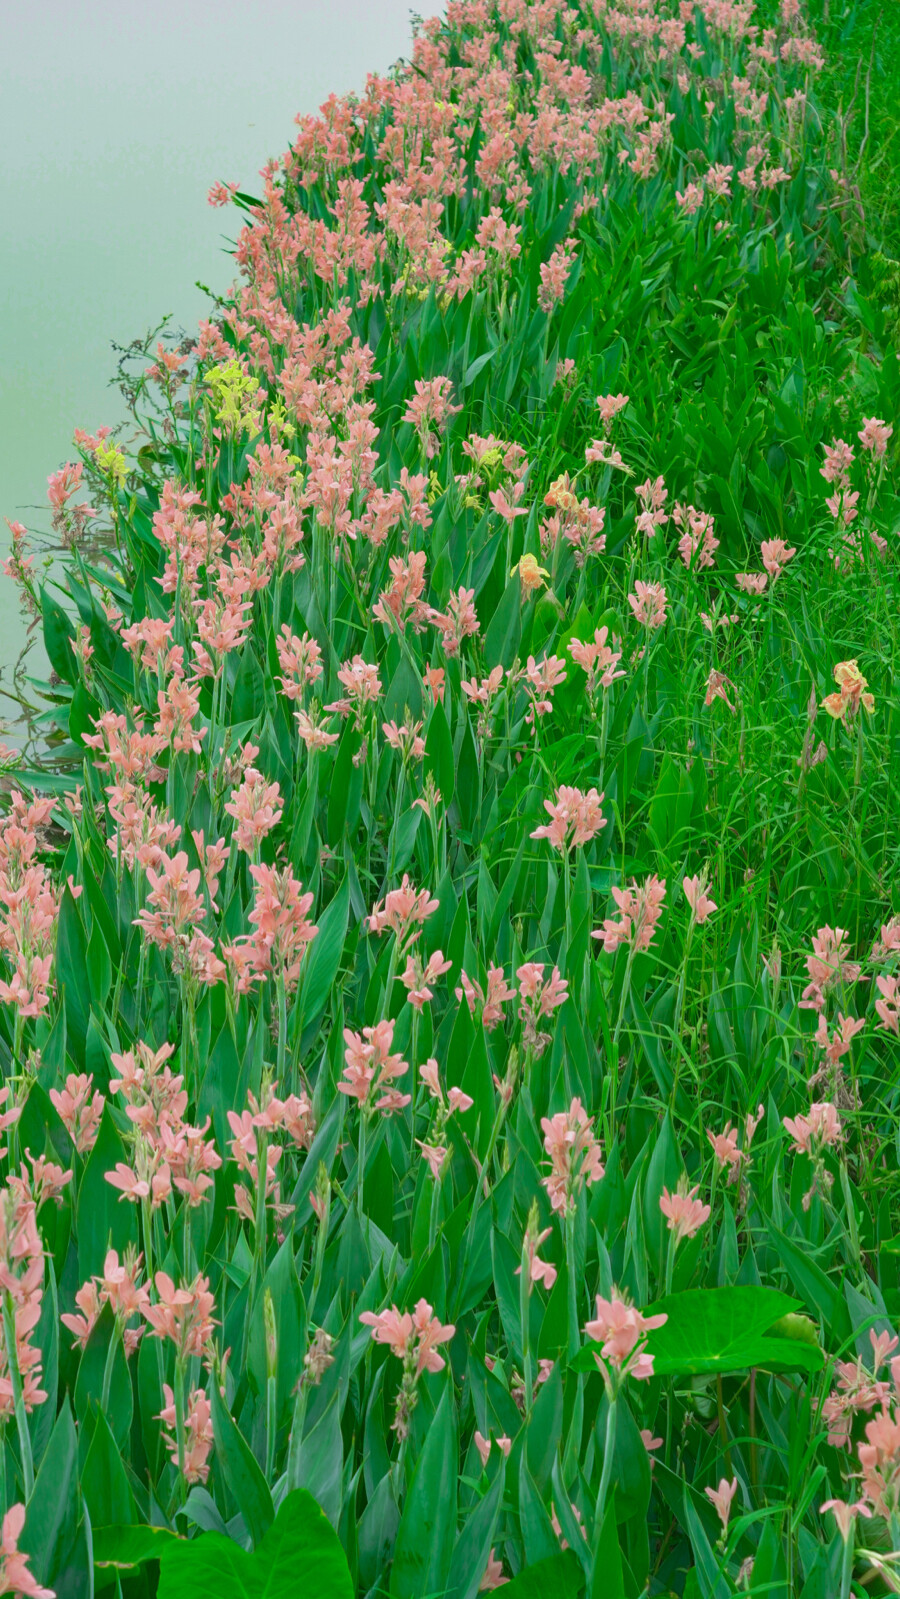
(1, 0, 420, 745)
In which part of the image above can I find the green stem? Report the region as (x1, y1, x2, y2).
(565, 1207, 580, 1360)
(592, 1393, 618, 1558)
(265, 1373, 277, 1483)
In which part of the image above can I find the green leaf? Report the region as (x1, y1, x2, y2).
(390, 1387, 458, 1598)
(41, 585, 78, 684)
(590, 1493, 625, 1599)
(210, 1380, 275, 1547)
(424, 698, 456, 804)
(445, 1467, 504, 1599)
(483, 572, 522, 670)
(20, 1398, 85, 1595)
(76, 1103, 139, 1282)
(158, 1488, 353, 1597)
(767, 1226, 854, 1346)
(296, 872, 350, 1039)
(81, 1404, 137, 1528)
(502, 1551, 585, 1597)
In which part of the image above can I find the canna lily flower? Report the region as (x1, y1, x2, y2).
(705, 1477, 738, 1537)
(682, 873, 717, 924)
(821, 659, 874, 722)
(659, 1180, 711, 1242)
(530, 785, 606, 852)
(511, 554, 550, 596)
(627, 581, 667, 629)
(820, 1497, 872, 1543)
(584, 1292, 667, 1386)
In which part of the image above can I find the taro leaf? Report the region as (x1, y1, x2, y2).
(389, 1386, 457, 1599)
(573, 1286, 824, 1378)
(502, 1551, 585, 1597)
(157, 1488, 353, 1597)
(210, 1380, 274, 1547)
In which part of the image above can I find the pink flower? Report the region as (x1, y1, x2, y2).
(479, 1550, 508, 1589)
(682, 874, 717, 924)
(820, 1497, 872, 1543)
(516, 1224, 558, 1291)
(782, 1100, 844, 1155)
(800, 926, 861, 1012)
(368, 875, 440, 945)
(157, 1385, 213, 1484)
(705, 670, 736, 712)
(820, 438, 854, 484)
(399, 949, 452, 1010)
(735, 572, 767, 595)
(627, 581, 668, 629)
(541, 1097, 604, 1215)
(530, 786, 606, 852)
(659, 1182, 711, 1243)
(418, 1141, 448, 1180)
(224, 768, 283, 854)
(858, 417, 893, 458)
(568, 628, 624, 693)
(143, 1271, 216, 1362)
(814, 1012, 864, 1065)
(595, 393, 629, 425)
(516, 962, 568, 1056)
(593, 875, 666, 954)
(456, 965, 515, 1030)
(360, 1298, 454, 1374)
(706, 1107, 762, 1183)
(0, 1503, 55, 1598)
(339, 1019, 410, 1114)
(760, 538, 796, 581)
(584, 1293, 667, 1384)
(876, 975, 900, 1035)
(705, 1477, 738, 1536)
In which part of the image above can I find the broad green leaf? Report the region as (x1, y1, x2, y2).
(502, 1551, 585, 1597)
(390, 1387, 458, 1599)
(157, 1489, 353, 1598)
(210, 1380, 274, 1547)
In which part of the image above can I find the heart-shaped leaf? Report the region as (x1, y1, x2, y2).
(157, 1488, 353, 1597)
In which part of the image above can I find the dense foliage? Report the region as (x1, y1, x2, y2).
(3, 0, 900, 1594)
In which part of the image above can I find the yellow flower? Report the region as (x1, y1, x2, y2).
(821, 660, 875, 721)
(511, 554, 550, 596)
(94, 442, 128, 489)
(205, 360, 264, 436)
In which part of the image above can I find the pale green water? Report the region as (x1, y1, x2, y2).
(1, 0, 420, 747)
